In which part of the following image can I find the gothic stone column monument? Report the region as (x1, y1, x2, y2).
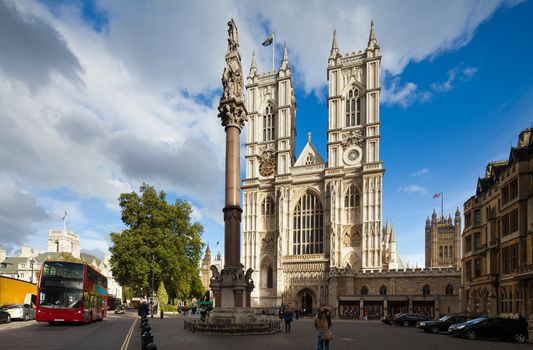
(208, 19, 256, 326)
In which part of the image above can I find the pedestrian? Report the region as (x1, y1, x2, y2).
(138, 301, 149, 318)
(279, 308, 284, 320)
(314, 306, 333, 350)
(283, 308, 294, 333)
(364, 309, 368, 321)
(295, 309, 299, 320)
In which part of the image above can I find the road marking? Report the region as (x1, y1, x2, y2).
(120, 317, 137, 350)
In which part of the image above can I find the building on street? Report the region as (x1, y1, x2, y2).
(425, 209, 462, 269)
(461, 128, 533, 321)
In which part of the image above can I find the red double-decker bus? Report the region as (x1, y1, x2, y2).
(36, 260, 108, 324)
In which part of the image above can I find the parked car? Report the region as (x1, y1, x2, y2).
(115, 305, 125, 314)
(448, 317, 528, 343)
(417, 314, 483, 333)
(392, 313, 432, 327)
(1, 304, 36, 321)
(0, 307, 11, 323)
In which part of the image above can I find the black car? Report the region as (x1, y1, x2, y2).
(0, 307, 11, 324)
(392, 313, 431, 327)
(448, 317, 528, 343)
(416, 314, 482, 333)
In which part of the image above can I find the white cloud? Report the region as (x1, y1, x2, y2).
(381, 77, 432, 107)
(397, 185, 427, 195)
(0, 0, 519, 251)
(410, 168, 430, 177)
(431, 65, 479, 92)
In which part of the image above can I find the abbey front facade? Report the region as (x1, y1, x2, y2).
(239, 22, 460, 318)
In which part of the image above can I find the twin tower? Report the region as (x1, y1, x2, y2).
(241, 22, 391, 308)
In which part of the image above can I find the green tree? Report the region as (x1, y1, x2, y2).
(157, 282, 169, 305)
(109, 183, 204, 300)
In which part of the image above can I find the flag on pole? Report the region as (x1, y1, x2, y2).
(216, 241, 219, 245)
(432, 192, 442, 198)
(262, 33, 274, 46)
(62, 209, 67, 221)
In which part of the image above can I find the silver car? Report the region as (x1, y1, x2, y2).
(1, 304, 36, 321)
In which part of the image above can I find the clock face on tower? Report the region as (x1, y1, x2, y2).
(343, 145, 363, 166)
(259, 159, 276, 177)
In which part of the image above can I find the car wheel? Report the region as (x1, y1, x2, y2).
(402, 320, 409, 327)
(431, 326, 439, 334)
(6, 315, 11, 323)
(513, 333, 526, 343)
(23, 314, 29, 321)
(465, 330, 476, 340)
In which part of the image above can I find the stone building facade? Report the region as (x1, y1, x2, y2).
(461, 128, 533, 321)
(236, 21, 462, 316)
(425, 209, 462, 269)
(47, 229, 80, 258)
(330, 267, 461, 319)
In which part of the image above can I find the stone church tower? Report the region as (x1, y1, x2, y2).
(200, 245, 212, 292)
(242, 21, 391, 310)
(425, 208, 461, 269)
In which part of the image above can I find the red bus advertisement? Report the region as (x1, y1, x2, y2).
(36, 261, 108, 323)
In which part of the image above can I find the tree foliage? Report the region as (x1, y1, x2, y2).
(109, 183, 204, 300)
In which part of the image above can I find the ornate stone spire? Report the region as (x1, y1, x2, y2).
(367, 19, 380, 50)
(218, 18, 247, 130)
(280, 42, 289, 71)
(329, 29, 340, 62)
(248, 50, 257, 80)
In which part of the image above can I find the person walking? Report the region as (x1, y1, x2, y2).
(283, 308, 294, 333)
(314, 306, 332, 350)
(138, 301, 149, 318)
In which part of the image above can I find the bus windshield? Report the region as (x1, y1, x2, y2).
(39, 262, 84, 309)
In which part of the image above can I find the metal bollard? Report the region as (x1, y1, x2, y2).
(160, 309, 164, 319)
(141, 333, 154, 350)
(146, 343, 157, 350)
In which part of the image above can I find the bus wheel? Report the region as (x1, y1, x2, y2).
(90, 312, 93, 322)
(48, 321, 55, 325)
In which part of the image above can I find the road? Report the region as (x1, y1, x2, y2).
(0, 314, 529, 349)
(0, 313, 135, 350)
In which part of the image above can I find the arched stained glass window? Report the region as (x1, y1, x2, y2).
(345, 88, 361, 127)
(292, 192, 323, 255)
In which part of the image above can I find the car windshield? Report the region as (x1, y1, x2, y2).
(465, 317, 487, 325)
(438, 315, 452, 321)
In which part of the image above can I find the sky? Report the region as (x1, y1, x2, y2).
(0, 0, 532, 267)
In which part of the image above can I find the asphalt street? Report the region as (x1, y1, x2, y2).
(0, 313, 135, 350)
(0, 314, 529, 350)
(130, 316, 529, 350)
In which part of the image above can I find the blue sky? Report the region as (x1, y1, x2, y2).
(0, 0, 531, 267)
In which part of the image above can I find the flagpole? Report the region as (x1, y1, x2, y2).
(441, 191, 444, 217)
(272, 33, 275, 71)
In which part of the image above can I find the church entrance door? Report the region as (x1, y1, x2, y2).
(299, 291, 313, 315)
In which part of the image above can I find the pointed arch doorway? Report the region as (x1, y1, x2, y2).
(297, 289, 315, 315)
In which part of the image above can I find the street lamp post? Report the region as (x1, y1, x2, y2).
(151, 254, 155, 319)
(30, 258, 35, 283)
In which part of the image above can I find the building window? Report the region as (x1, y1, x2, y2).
(304, 154, 314, 165)
(361, 286, 368, 295)
(345, 88, 361, 127)
(465, 236, 472, 252)
(510, 179, 518, 200)
(473, 209, 481, 225)
(422, 285, 431, 296)
(379, 285, 387, 295)
(465, 260, 472, 282)
(263, 104, 275, 141)
(510, 243, 519, 272)
(465, 212, 472, 228)
(267, 266, 273, 289)
(474, 258, 482, 277)
(292, 192, 324, 255)
(344, 185, 360, 208)
(510, 209, 519, 233)
(439, 246, 443, 258)
(445, 284, 454, 296)
(474, 232, 481, 250)
(262, 197, 275, 216)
